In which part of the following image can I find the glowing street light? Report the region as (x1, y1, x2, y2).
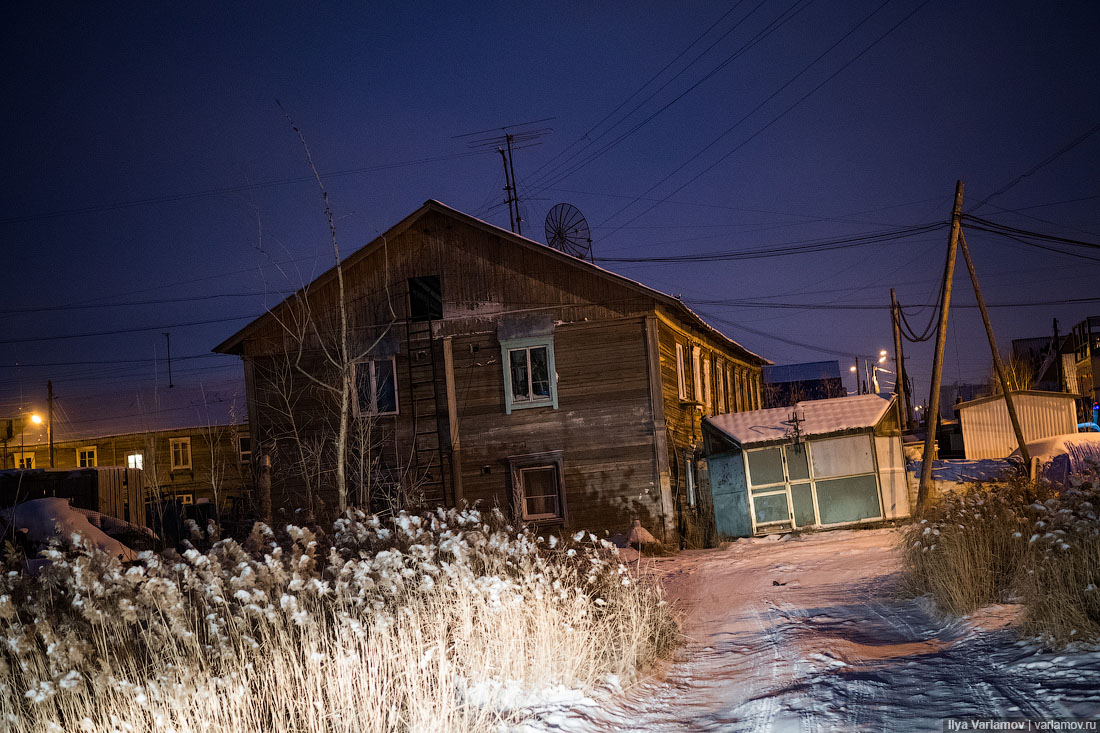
(30, 414, 42, 425)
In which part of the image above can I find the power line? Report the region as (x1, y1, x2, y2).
(599, 0, 933, 238)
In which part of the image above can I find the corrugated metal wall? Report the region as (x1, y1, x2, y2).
(959, 393, 1077, 459)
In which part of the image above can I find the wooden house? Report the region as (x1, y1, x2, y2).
(214, 201, 768, 546)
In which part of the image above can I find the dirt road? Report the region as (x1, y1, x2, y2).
(536, 528, 1100, 732)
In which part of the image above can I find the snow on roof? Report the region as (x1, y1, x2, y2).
(706, 394, 894, 447)
(1, 497, 135, 561)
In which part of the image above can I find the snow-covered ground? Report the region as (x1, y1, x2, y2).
(522, 528, 1100, 732)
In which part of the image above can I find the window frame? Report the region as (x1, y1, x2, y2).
(77, 446, 97, 468)
(238, 435, 252, 464)
(506, 450, 567, 524)
(354, 357, 400, 417)
(126, 452, 143, 470)
(703, 356, 713, 414)
(15, 452, 34, 469)
(692, 345, 703, 402)
(675, 343, 688, 400)
(500, 336, 558, 414)
(170, 437, 192, 471)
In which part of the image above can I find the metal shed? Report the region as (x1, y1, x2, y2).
(703, 394, 907, 537)
(955, 390, 1079, 459)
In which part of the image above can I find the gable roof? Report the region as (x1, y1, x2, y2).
(213, 200, 768, 365)
(705, 393, 894, 447)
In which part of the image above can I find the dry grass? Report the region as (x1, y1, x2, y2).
(902, 475, 1100, 646)
(1018, 485, 1100, 645)
(901, 479, 1041, 615)
(0, 508, 676, 732)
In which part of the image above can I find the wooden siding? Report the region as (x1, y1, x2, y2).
(230, 207, 767, 543)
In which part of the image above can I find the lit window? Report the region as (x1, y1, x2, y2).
(355, 358, 399, 415)
(178, 493, 194, 505)
(238, 435, 252, 463)
(507, 451, 566, 523)
(501, 337, 557, 414)
(16, 453, 34, 469)
(78, 446, 97, 467)
(126, 453, 143, 470)
(675, 343, 687, 400)
(170, 438, 192, 470)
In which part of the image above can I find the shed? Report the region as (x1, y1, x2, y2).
(702, 394, 907, 537)
(955, 390, 1079, 459)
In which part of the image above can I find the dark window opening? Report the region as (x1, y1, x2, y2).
(408, 275, 443, 322)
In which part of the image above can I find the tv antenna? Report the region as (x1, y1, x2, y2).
(544, 203, 593, 262)
(454, 117, 553, 235)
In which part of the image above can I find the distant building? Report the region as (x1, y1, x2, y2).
(762, 361, 845, 408)
(1011, 333, 1071, 393)
(1070, 316, 1100, 420)
(12, 423, 251, 511)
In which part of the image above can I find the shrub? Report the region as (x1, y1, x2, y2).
(901, 478, 1047, 615)
(0, 507, 676, 732)
(1019, 485, 1100, 645)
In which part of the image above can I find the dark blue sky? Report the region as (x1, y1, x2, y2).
(3, 1, 1098, 438)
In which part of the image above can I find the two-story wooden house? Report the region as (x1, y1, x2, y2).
(214, 201, 768, 546)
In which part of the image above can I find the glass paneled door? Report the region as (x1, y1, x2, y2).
(745, 446, 793, 530)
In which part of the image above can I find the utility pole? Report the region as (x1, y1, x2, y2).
(505, 132, 522, 235)
(497, 147, 516, 233)
(958, 230, 1031, 468)
(47, 380, 54, 468)
(163, 332, 174, 388)
(891, 289, 910, 428)
(917, 180, 964, 513)
(1053, 318, 1064, 392)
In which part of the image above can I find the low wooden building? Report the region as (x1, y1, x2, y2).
(703, 394, 908, 536)
(214, 200, 768, 546)
(13, 424, 251, 511)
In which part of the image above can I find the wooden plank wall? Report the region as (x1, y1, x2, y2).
(655, 310, 764, 547)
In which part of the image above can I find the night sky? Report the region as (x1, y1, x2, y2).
(3, 1, 1098, 441)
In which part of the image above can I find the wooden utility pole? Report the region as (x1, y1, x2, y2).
(47, 380, 54, 468)
(958, 231, 1032, 467)
(497, 147, 516, 233)
(917, 180, 964, 513)
(891, 288, 909, 427)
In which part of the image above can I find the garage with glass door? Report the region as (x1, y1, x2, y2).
(703, 394, 908, 536)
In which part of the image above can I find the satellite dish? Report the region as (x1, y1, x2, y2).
(544, 203, 593, 261)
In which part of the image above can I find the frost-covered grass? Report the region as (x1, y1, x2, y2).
(902, 477, 1100, 646)
(0, 508, 676, 732)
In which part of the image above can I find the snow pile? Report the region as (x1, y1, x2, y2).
(1, 497, 135, 562)
(1010, 432, 1100, 485)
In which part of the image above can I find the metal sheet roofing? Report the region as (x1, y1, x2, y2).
(705, 393, 895, 447)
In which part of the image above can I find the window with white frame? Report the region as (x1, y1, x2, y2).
(685, 450, 697, 508)
(703, 357, 713, 414)
(692, 345, 703, 402)
(238, 435, 252, 463)
(501, 337, 557, 414)
(170, 437, 192, 470)
(726, 365, 734, 411)
(355, 357, 399, 415)
(126, 452, 143, 470)
(16, 453, 34, 469)
(716, 362, 726, 413)
(675, 343, 688, 400)
(77, 446, 97, 467)
(507, 451, 566, 522)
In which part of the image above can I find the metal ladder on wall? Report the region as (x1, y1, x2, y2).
(404, 318, 447, 507)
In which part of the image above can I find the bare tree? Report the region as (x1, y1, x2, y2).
(988, 354, 1035, 395)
